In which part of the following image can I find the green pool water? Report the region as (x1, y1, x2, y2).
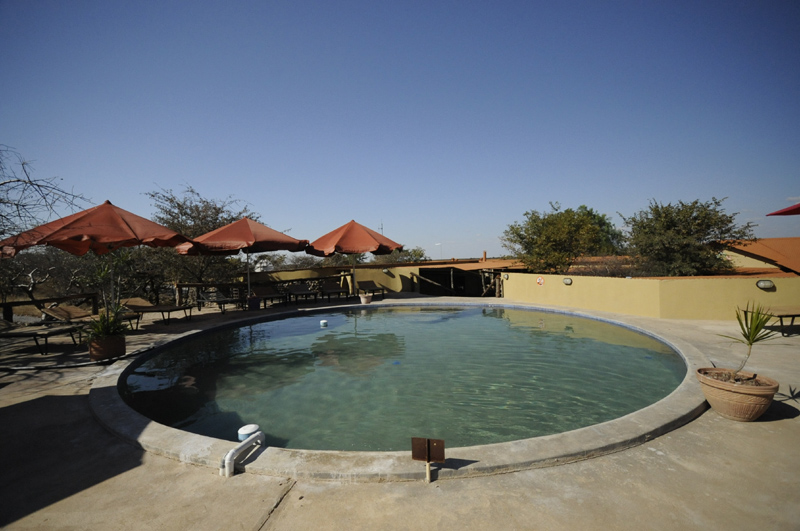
(122, 305, 685, 451)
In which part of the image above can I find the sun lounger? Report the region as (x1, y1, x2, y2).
(767, 306, 800, 337)
(121, 297, 193, 328)
(320, 280, 350, 302)
(197, 291, 243, 314)
(287, 283, 319, 303)
(0, 319, 84, 355)
(357, 280, 386, 300)
(42, 304, 93, 323)
(250, 285, 287, 308)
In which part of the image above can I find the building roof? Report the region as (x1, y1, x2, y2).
(727, 237, 800, 275)
(419, 258, 525, 271)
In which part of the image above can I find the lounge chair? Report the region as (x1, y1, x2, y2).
(320, 280, 350, 302)
(0, 318, 84, 355)
(357, 280, 386, 300)
(197, 290, 243, 314)
(121, 297, 193, 328)
(42, 304, 93, 323)
(287, 283, 319, 303)
(250, 285, 287, 308)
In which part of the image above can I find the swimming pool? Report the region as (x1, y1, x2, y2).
(121, 305, 686, 452)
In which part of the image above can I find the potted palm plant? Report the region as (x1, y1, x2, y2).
(86, 305, 129, 361)
(696, 302, 779, 421)
(86, 257, 130, 361)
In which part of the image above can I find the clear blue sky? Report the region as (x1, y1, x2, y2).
(2, 1, 798, 259)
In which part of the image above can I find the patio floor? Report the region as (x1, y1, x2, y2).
(1, 296, 798, 530)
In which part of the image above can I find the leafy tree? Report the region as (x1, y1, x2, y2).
(321, 253, 366, 267)
(575, 205, 625, 255)
(501, 203, 619, 273)
(143, 186, 258, 286)
(620, 197, 755, 277)
(255, 252, 321, 271)
(371, 246, 430, 264)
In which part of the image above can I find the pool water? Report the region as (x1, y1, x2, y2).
(122, 306, 685, 451)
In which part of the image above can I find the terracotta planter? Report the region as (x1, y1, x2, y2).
(89, 335, 126, 361)
(359, 294, 373, 304)
(696, 368, 779, 422)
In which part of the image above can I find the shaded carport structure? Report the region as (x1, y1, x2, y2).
(415, 258, 524, 297)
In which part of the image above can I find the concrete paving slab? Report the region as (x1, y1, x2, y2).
(1, 297, 798, 530)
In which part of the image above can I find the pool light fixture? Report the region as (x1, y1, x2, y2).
(756, 279, 775, 290)
(563, 278, 573, 285)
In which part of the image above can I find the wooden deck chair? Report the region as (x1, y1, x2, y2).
(121, 297, 193, 329)
(287, 283, 319, 304)
(0, 318, 84, 355)
(320, 280, 350, 302)
(250, 285, 287, 308)
(356, 280, 386, 300)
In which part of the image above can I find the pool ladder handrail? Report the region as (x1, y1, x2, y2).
(220, 430, 266, 477)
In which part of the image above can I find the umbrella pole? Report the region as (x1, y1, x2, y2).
(351, 254, 356, 296)
(246, 253, 251, 296)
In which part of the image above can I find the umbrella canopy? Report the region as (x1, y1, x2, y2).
(766, 202, 800, 216)
(175, 217, 308, 297)
(0, 200, 188, 257)
(306, 220, 403, 257)
(306, 220, 403, 295)
(175, 218, 307, 255)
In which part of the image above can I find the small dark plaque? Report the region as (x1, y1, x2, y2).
(411, 437, 428, 462)
(429, 439, 445, 463)
(411, 437, 446, 463)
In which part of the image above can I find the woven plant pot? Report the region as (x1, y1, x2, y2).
(89, 335, 126, 361)
(696, 368, 779, 422)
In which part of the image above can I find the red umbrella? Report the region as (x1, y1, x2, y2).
(306, 220, 403, 294)
(175, 218, 307, 255)
(0, 200, 190, 327)
(766, 202, 800, 216)
(0, 200, 188, 257)
(176, 218, 308, 295)
(306, 220, 402, 257)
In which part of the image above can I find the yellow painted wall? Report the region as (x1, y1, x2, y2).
(502, 274, 663, 318)
(254, 264, 799, 321)
(658, 276, 800, 319)
(503, 272, 799, 320)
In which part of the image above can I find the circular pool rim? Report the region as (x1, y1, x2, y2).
(89, 299, 710, 482)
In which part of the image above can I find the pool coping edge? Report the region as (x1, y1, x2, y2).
(89, 299, 710, 482)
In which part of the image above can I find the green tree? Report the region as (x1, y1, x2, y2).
(371, 246, 430, 264)
(143, 186, 258, 287)
(501, 203, 618, 273)
(620, 197, 755, 277)
(321, 253, 366, 267)
(256, 252, 321, 271)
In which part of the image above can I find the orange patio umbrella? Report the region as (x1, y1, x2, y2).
(766, 202, 800, 216)
(176, 217, 308, 295)
(175, 218, 307, 255)
(306, 220, 403, 294)
(0, 200, 188, 257)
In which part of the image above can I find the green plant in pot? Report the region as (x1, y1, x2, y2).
(86, 305, 129, 361)
(696, 302, 779, 421)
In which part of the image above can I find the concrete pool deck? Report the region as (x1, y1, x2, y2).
(1, 295, 799, 529)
